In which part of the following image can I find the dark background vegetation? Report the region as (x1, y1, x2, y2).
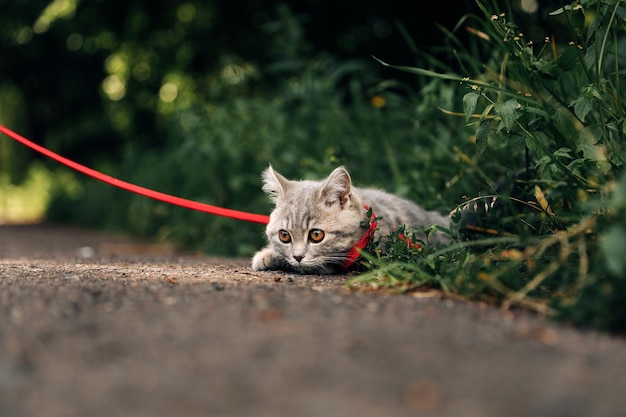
(1, 0, 553, 241)
(2, 0, 480, 161)
(2, 0, 484, 243)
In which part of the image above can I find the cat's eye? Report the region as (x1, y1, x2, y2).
(278, 230, 291, 243)
(308, 229, 325, 243)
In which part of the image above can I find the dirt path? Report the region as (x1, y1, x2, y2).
(0, 224, 625, 417)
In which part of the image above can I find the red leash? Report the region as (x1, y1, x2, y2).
(0, 125, 270, 224)
(0, 125, 379, 268)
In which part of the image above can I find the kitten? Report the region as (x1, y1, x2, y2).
(251, 165, 451, 274)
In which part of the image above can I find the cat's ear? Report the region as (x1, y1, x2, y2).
(261, 165, 289, 203)
(320, 166, 352, 208)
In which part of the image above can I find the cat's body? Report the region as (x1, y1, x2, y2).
(252, 166, 451, 274)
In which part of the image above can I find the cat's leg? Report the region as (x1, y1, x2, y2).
(251, 247, 286, 271)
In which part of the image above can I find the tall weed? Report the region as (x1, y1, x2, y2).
(351, 0, 626, 332)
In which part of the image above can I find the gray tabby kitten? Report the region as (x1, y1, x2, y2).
(252, 165, 451, 274)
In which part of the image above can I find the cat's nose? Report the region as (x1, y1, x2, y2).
(293, 255, 304, 263)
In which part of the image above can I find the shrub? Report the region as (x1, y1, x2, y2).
(350, 0, 626, 333)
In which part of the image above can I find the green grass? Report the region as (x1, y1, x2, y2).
(348, 0, 626, 333)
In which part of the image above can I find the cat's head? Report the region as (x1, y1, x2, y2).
(261, 165, 367, 274)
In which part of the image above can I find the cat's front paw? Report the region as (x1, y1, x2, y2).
(252, 247, 282, 271)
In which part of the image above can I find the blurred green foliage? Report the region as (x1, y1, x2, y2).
(0, 0, 476, 163)
(45, 52, 466, 256)
(1, 0, 476, 254)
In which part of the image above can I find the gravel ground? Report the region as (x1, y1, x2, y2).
(0, 224, 625, 417)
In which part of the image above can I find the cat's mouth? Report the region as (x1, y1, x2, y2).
(287, 256, 347, 274)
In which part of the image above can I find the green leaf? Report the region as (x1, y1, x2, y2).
(553, 147, 573, 159)
(463, 92, 480, 122)
(572, 96, 594, 122)
(577, 124, 611, 173)
(493, 99, 520, 132)
(371, 56, 466, 82)
(549, 7, 566, 15)
(569, 6, 586, 37)
(525, 131, 551, 157)
(532, 58, 561, 78)
(475, 119, 490, 155)
(577, 124, 602, 146)
(579, 143, 610, 173)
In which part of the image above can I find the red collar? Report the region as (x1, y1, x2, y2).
(342, 205, 377, 270)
